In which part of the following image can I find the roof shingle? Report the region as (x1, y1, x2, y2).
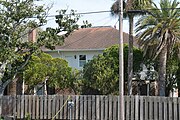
(43, 26, 138, 51)
(56, 26, 130, 50)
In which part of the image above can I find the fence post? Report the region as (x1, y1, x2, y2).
(0, 95, 2, 117)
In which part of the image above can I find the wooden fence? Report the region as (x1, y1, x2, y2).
(0, 95, 180, 120)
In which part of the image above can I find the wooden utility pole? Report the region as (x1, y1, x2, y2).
(118, 0, 124, 120)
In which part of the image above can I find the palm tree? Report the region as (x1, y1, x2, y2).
(111, 0, 152, 95)
(135, 0, 180, 96)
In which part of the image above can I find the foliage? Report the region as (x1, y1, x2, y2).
(135, 0, 180, 96)
(166, 44, 180, 95)
(135, 0, 180, 60)
(110, 0, 152, 17)
(0, 0, 90, 94)
(25, 113, 31, 120)
(23, 52, 80, 94)
(82, 44, 143, 95)
(177, 63, 180, 96)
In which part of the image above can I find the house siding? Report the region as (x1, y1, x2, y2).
(45, 50, 103, 70)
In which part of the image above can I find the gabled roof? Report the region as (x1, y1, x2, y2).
(43, 26, 137, 51)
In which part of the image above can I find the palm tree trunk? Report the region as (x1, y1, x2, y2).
(128, 15, 134, 95)
(158, 46, 167, 96)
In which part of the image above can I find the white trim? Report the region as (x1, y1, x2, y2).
(78, 54, 87, 68)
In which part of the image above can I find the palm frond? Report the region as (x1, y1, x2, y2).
(110, 1, 126, 16)
(135, 0, 180, 60)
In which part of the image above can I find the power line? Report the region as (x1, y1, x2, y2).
(36, 10, 111, 18)
(31, 7, 180, 18)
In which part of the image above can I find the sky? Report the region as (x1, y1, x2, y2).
(35, 0, 160, 33)
(35, 0, 128, 32)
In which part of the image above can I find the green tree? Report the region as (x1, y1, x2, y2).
(111, 0, 152, 95)
(82, 44, 143, 95)
(0, 0, 85, 95)
(165, 44, 180, 96)
(23, 52, 79, 94)
(135, 0, 180, 96)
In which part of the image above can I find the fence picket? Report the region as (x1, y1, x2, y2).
(8, 96, 13, 118)
(39, 96, 43, 119)
(100, 96, 105, 120)
(63, 95, 68, 119)
(135, 95, 139, 120)
(139, 96, 144, 120)
(16, 95, 21, 119)
(126, 96, 130, 120)
(105, 96, 108, 120)
(87, 95, 92, 120)
(28, 95, 32, 118)
(173, 98, 178, 120)
(168, 97, 173, 120)
(12, 96, 17, 118)
(163, 97, 167, 120)
(84, 95, 87, 120)
(75, 95, 79, 119)
(35, 96, 39, 120)
(149, 96, 153, 120)
(158, 97, 163, 120)
(113, 96, 117, 120)
(32, 95, 36, 119)
(178, 98, 180, 120)
(79, 95, 84, 120)
(131, 96, 135, 120)
(24, 95, 28, 118)
(54, 95, 59, 119)
(0, 96, 2, 117)
(144, 97, 149, 120)
(52, 95, 56, 119)
(108, 95, 113, 120)
(47, 95, 52, 119)
(20, 95, 24, 119)
(154, 97, 158, 120)
(1, 96, 8, 118)
(91, 95, 96, 120)
(43, 95, 47, 119)
(58, 95, 63, 119)
(96, 95, 100, 120)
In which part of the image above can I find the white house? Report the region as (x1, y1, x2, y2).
(42, 26, 131, 70)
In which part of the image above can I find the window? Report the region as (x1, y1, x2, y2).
(79, 55, 86, 67)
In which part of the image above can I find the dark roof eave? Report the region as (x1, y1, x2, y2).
(43, 48, 106, 52)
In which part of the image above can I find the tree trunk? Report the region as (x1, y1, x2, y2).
(0, 62, 7, 95)
(158, 46, 167, 96)
(0, 86, 5, 95)
(0, 79, 13, 95)
(128, 15, 134, 95)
